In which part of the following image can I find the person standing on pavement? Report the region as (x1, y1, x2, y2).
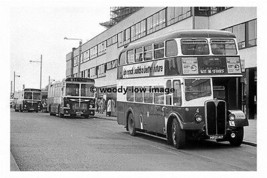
(96, 98, 100, 113)
(107, 99, 111, 116)
(99, 98, 103, 114)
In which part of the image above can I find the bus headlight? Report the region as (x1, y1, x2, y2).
(229, 114, 235, 121)
(89, 105, 92, 108)
(66, 104, 70, 109)
(195, 114, 202, 123)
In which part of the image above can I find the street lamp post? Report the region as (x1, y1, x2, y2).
(64, 37, 82, 77)
(30, 55, 42, 89)
(13, 71, 20, 95)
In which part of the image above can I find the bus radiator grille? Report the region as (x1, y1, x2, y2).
(205, 100, 226, 136)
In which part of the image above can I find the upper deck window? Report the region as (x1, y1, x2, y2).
(127, 50, 135, 64)
(135, 47, 143, 62)
(119, 52, 126, 65)
(211, 39, 237, 55)
(166, 40, 178, 57)
(154, 42, 164, 59)
(144, 45, 153, 61)
(181, 39, 209, 55)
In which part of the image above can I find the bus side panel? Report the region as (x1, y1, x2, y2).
(131, 103, 143, 130)
(143, 105, 160, 133)
(117, 101, 126, 126)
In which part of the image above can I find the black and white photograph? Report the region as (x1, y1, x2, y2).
(2, 0, 264, 177)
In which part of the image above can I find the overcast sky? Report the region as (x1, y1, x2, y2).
(9, 2, 110, 92)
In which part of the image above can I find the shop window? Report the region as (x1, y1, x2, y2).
(248, 19, 257, 47)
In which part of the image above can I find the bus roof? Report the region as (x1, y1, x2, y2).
(121, 29, 236, 52)
(24, 88, 41, 92)
(64, 77, 95, 83)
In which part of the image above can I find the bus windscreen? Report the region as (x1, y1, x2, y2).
(211, 39, 237, 55)
(66, 83, 79, 96)
(181, 40, 209, 55)
(185, 79, 211, 101)
(33, 93, 41, 100)
(81, 84, 94, 97)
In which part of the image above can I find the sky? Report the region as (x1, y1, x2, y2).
(9, 2, 110, 92)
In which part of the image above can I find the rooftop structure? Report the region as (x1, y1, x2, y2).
(100, 7, 143, 28)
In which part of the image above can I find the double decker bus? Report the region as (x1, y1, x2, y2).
(47, 77, 95, 118)
(117, 30, 249, 149)
(14, 88, 41, 112)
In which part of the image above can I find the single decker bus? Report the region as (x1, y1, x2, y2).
(47, 77, 95, 118)
(14, 88, 41, 112)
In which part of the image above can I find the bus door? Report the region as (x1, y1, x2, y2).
(147, 85, 166, 134)
(212, 77, 242, 110)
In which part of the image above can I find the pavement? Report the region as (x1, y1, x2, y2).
(10, 151, 20, 171)
(10, 112, 256, 171)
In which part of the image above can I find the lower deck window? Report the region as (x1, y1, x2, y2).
(185, 79, 211, 101)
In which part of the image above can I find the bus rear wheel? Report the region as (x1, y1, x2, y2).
(14, 105, 19, 112)
(58, 106, 64, 118)
(171, 118, 185, 149)
(128, 113, 136, 136)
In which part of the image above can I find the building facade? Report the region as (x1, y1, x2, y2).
(66, 7, 257, 118)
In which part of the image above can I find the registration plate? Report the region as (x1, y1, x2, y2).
(76, 111, 83, 116)
(210, 135, 223, 140)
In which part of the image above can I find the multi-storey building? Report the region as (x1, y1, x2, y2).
(66, 7, 257, 118)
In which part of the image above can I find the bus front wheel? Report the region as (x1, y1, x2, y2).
(127, 113, 136, 136)
(229, 127, 244, 147)
(171, 118, 186, 149)
(58, 106, 64, 118)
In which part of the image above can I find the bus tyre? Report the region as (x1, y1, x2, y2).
(19, 106, 22, 112)
(229, 127, 244, 147)
(58, 108, 64, 118)
(14, 106, 18, 112)
(84, 115, 89, 119)
(171, 118, 185, 149)
(128, 113, 136, 136)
